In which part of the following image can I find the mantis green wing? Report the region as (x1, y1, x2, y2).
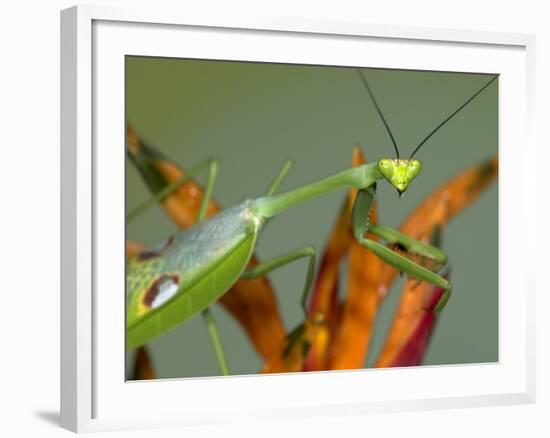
(126, 202, 260, 350)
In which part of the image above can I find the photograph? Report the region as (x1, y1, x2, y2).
(124, 56, 498, 380)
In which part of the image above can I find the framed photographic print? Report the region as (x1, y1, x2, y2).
(61, 5, 536, 433)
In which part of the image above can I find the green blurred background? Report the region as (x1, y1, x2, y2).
(125, 56, 498, 379)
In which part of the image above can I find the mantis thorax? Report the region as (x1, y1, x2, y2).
(377, 158, 422, 195)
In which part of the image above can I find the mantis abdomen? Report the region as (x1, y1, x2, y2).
(126, 201, 262, 349)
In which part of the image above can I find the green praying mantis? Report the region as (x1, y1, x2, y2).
(126, 68, 498, 374)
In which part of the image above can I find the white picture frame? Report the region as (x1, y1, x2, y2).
(60, 4, 536, 433)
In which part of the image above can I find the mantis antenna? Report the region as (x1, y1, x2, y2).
(357, 68, 498, 160)
(409, 74, 498, 158)
(357, 68, 400, 159)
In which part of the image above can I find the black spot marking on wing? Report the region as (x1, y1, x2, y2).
(137, 236, 175, 261)
(143, 274, 180, 308)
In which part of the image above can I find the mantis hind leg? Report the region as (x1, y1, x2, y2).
(265, 159, 294, 196)
(241, 246, 317, 317)
(190, 159, 232, 375)
(352, 186, 452, 313)
(197, 158, 292, 219)
(196, 159, 219, 223)
(199, 159, 295, 374)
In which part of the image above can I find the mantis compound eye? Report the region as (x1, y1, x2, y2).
(378, 158, 398, 184)
(378, 159, 394, 176)
(408, 159, 422, 179)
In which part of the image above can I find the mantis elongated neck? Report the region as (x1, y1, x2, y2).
(252, 163, 382, 218)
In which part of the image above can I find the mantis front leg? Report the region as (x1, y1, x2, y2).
(352, 185, 452, 313)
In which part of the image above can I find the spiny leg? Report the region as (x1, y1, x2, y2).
(241, 246, 316, 316)
(352, 186, 452, 313)
(370, 223, 447, 269)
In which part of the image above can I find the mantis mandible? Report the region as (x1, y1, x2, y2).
(126, 69, 497, 361)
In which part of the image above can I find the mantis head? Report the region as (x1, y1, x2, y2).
(378, 158, 422, 196)
(358, 69, 496, 197)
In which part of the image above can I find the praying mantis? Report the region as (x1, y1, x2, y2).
(126, 66, 498, 375)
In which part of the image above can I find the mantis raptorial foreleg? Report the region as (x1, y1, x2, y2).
(351, 186, 452, 313)
(369, 223, 447, 268)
